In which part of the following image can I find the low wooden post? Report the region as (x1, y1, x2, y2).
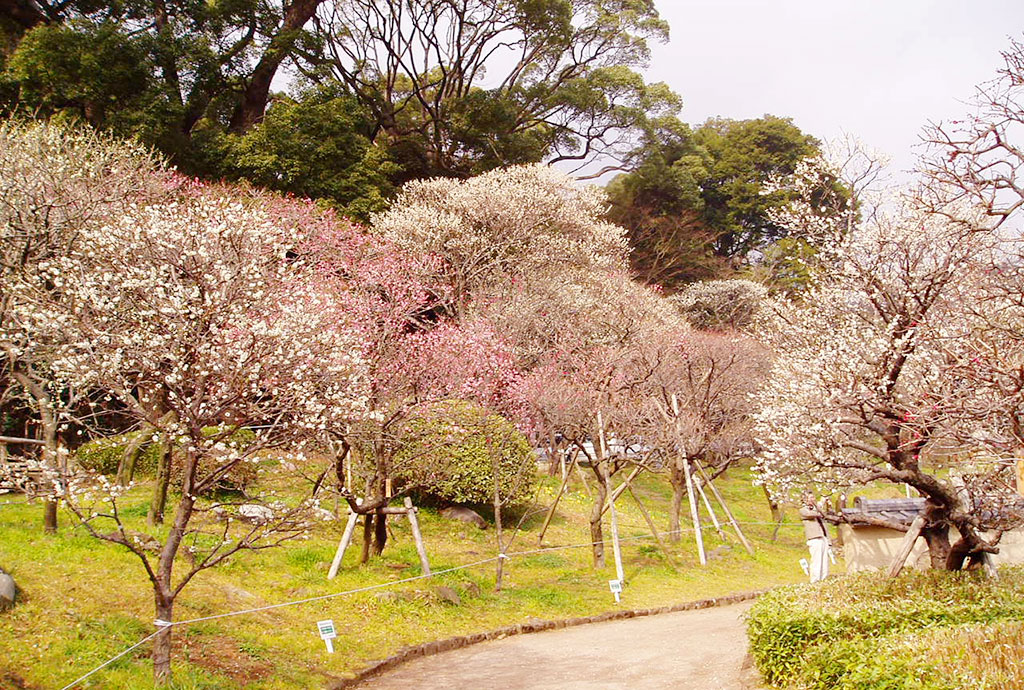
(888, 514, 926, 578)
(328, 511, 359, 580)
(404, 497, 431, 576)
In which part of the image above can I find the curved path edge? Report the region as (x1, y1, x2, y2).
(327, 589, 765, 689)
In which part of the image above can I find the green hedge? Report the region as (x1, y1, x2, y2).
(75, 427, 258, 492)
(392, 400, 536, 508)
(746, 569, 1024, 689)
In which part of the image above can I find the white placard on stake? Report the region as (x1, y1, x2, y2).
(317, 619, 337, 653)
(608, 579, 622, 603)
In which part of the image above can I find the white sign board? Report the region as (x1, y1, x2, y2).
(608, 579, 622, 603)
(317, 619, 337, 653)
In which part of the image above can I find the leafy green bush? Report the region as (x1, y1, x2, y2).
(392, 400, 536, 507)
(747, 569, 1024, 688)
(75, 431, 162, 476)
(75, 427, 258, 493)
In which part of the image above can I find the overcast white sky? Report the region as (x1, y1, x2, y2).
(646, 0, 1024, 176)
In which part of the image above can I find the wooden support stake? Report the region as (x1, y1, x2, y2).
(671, 394, 706, 566)
(404, 497, 431, 576)
(627, 484, 677, 570)
(693, 469, 726, 540)
(696, 463, 755, 556)
(888, 514, 926, 578)
(574, 456, 592, 497)
(328, 511, 359, 580)
(600, 465, 642, 517)
(608, 488, 625, 587)
(538, 455, 577, 545)
(683, 458, 706, 566)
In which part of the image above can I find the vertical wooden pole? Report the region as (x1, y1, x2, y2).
(404, 497, 431, 576)
(672, 395, 706, 566)
(328, 511, 359, 580)
(608, 491, 625, 587)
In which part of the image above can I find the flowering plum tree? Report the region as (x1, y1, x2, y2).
(0, 120, 170, 532)
(20, 185, 368, 683)
(373, 163, 629, 315)
(752, 197, 1021, 570)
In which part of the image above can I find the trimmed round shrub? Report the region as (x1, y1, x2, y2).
(392, 400, 536, 507)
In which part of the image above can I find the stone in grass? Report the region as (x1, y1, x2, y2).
(0, 568, 16, 611)
(463, 581, 481, 598)
(433, 586, 461, 606)
(440, 506, 488, 530)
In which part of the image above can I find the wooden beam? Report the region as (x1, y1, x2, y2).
(404, 497, 431, 576)
(538, 454, 576, 545)
(888, 514, 926, 578)
(327, 511, 359, 579)
(627, 485, 677, 570)
(696, 463, 755, 556)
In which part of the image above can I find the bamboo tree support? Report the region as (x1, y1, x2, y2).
(600, 465, 643, 517)
(538, 454, 577, 545)
(405, 497, 431, 576)
(695, 463, 755, 556)
(627, 484, 677, 570)
(597, 410, 625, 587)
(888, 514, 926, 578)
(683, 458, 706, 566)
(693, 468, 727, 540)
(608, 490, 626, 587)
(671, 395, 706, 566)
(328, 511, 360, 579)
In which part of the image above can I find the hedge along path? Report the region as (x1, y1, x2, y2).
(57, 523, 775, 690)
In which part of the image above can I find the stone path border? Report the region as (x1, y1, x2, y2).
(328, 590, 765, 689)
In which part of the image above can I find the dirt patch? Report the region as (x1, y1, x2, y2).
(0, 671, 34, 689)
(179, 634, 274, 683)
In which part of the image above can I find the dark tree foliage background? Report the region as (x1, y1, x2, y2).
(0, 0, 680, 220)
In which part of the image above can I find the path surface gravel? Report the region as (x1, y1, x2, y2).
(350, 601, 763, 689)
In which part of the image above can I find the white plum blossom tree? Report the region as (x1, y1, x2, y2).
(19, 183, 368, 684)
(752, 194, 1023, 570)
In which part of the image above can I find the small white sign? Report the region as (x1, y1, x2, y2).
(608, 579, 622, 603)
(317, 619, 337, 653)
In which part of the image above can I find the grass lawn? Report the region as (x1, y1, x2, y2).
(1, 462, 816, 689)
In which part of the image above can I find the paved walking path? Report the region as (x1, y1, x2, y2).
(351, 601, 763, 689)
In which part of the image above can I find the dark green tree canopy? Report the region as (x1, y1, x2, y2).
(608, 115, 846, 292)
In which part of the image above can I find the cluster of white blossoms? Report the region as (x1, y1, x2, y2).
(21, 191, 369, 464)
(752, 198, 999, 496)
(373, 164, 630, 304)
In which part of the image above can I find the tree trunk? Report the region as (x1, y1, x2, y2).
(117, 429, 149, 486)
(669, 464, 684, 543)
(152, 594, 174, 686)
(763, 485, 783, 542)
(360, 513, 373, 564)
(14, 371, 59, 533)
(372, 510, 387, 556)
(152, 448, 197, 685)
(922, 525, 951, 570)
(227, 0, 324, 132)
(589, 462, 608, 568)
(148, 441, 172, 526)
